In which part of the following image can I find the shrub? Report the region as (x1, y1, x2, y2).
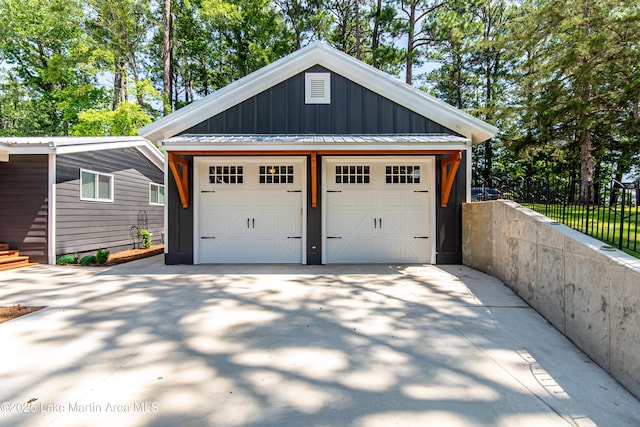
(79, 255, 97, 265)
(56, 254, 76, 265)
(95, 249, 110, 264)
(139, 229, 152, 249)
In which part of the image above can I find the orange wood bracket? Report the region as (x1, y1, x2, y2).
(168, 153, 189, 209)
(441, 152, 462, 208)
(311, 152, 317, 208)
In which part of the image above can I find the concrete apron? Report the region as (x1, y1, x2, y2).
(0, 257, 639, 427)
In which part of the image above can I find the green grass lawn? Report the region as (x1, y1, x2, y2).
(525, 203, 639, 259)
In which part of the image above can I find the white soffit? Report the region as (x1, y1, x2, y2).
(139, 42, 498, 144)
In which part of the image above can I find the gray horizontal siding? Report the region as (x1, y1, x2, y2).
(0, 154, 49, 263)
(55, 148, 164, 257)
(181, 65, 460, 136)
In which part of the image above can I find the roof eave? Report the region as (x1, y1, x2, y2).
(158, 143, 472, 153)
(0, 136, 164, 169)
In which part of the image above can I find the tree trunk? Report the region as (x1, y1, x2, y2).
(201, 57, 209, 96)
(484, 52, 494, 186)
(113, 57, 127, 110)
(371, 0, 382, 68)
(355, 0, 361, 60)
(129, 51, 143, 107)
(162, 0, 173, 116)
(455, 52, 462, 108)
(405, 4, 416, 85)
(579, 81, 594, 204)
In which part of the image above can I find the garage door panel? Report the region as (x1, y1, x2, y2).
(353, 193, 374, 206)
(324, 157, 434, 264)
(382, 192, 404, 207)
(404, 192, 429, 207)
(197, 158, 304, 264)
(327, 237, 374, 263)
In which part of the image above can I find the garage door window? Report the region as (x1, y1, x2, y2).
(386, 165, 421, 184)
(335, 165, 370, 184)
(209, 166, 243, 184)
(259, 165, 294, 184)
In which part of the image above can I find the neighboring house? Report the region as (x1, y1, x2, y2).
(140, 42, 498, 265)
(0, 136, 164, 265)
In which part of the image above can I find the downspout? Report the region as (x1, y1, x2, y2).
(466, 141, 473, 202)
(48, 143, 57, 265)
(164, 151, 169, 257)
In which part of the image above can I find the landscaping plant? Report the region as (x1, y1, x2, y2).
(79, 255, 97, 265)
(139, 229, 152, 249)
(56, 254, 76, 265)
(95, 248, 110, 264)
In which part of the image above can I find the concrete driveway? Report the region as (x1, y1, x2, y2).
(1, 257, 639, 427)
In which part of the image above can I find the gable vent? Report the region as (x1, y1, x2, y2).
(305, 73, 331, 104)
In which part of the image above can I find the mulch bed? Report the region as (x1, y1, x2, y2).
(105, 244, 164, 265)
(0, 305, 45, 324)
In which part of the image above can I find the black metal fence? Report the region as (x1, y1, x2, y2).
(472, 176, 640, 257)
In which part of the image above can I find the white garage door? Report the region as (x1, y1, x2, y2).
(323, 157, 435, 264)
(195, 157, 305, 264)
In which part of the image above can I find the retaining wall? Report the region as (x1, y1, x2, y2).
(462, 200, 640, 399)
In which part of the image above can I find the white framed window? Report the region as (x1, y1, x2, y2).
(80, 169, 113, 202)
(150, 183, 165, 205)
(305, 73, 331, 104)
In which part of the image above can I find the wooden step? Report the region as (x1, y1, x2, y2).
(0, 255, 29, 265)
(0, 250, 20, 257)
(0, 244, 38, 271)
(0, 260, 37, 271)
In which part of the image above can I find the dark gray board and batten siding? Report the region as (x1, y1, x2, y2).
(56, 148, 164, 257)
(166, 65, 467, 264)
(181, 66, 460, 136)
(0, 154, 49, 264)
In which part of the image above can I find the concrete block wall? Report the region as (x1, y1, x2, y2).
(462, 200, 640, 399)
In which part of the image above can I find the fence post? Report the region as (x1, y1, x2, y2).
(619, 186, 626, 251)
(585, 180, 591, 235)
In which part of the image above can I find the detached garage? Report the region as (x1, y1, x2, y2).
(139, 42, 498, 265)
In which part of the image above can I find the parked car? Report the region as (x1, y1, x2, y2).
(484, 187, 502, 200)
(471, 187, 486, 201)
(471, 187, 502, 201)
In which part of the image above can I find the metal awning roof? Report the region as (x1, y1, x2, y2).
(0, 136, 164, 168)
(159, 134, 471, 151)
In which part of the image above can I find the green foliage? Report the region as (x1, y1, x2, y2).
(79, 255, 97, 265)
(70, 102, 152, 136)
(0, 0, 106, 135)
(0, 0, 637, 185)
(95, 249, 110, 264)
(508, 0, 640, 183)
(139, 229, 152, 249)
(56, 254, 77, 265)
(201, 0, 295, 80)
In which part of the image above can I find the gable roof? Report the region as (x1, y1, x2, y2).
(139, 42, 498, 144)
(0, 136, 164, 169)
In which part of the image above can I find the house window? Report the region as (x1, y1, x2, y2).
(305, 73, 331, 104)
(80, 169, 113, 202)
(386, 165, 421, 184)
(150, 183, 165, 205)
(335, 165, 370, 184)
(259, 165, 294, 184)
(209, 166, 243, 184)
